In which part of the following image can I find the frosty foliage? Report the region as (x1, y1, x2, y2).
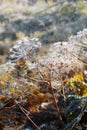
(68, 29, 87, 63)
(0, 29, 87, 97)
(8, 29, 87, 78)
(42, 29, 87, 77)
(9, 37, 41, 63)
(0, 62, 15, 77)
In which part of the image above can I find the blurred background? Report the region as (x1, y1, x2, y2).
(0, 0, 87, 64)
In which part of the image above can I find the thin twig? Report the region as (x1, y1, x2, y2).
(59, 68, 66, 100)
(68, 50, 87, 65)
(14, 99, 41, 130)
(21, 107, 31, 116)
(27, 75, 46, 83)
(40, 66, 63, 121)
(0, 98, 15, 110)
(47, 79, 62, 121)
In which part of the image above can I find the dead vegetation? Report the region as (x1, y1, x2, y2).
(0, 29, 87, 130)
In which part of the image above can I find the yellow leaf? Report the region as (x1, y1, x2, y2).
(0, 75, 10, 85)
(73, 74, 83, 82)
(70, 82, 77, 88)
(82, 87, 87, 96)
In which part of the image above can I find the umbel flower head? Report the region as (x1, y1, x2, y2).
(8, 37, 41, 63)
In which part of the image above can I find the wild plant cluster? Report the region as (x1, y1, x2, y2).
(0, 29, 87, 129)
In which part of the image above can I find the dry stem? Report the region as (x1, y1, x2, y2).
(47, 79, 62, 121)
(14, 99, 41, 130)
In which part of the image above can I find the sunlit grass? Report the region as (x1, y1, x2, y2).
(76, 1, 87, 15)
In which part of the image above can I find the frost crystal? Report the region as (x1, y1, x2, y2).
(7, 29, 87, 77)
(0, 29, 87, 97)
(37, 29, 87, 79)
(68, 29, 87, 63)
(9, 37, 41, 63)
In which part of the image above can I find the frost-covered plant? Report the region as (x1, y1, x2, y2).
(0, 29, 87, 99)
(8, 37, 41, 63)
(68, 28, 87, 64)
(0, 29, 87, 130)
